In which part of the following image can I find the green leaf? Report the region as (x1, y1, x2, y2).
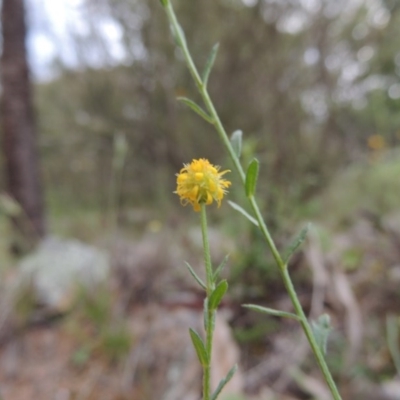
(176, 23, 186, 46)
(228, 200, 259, 227)
(177, 97, 213, 123)
(311, 314, 332, 355)
(243, 304, 300, 320)
(189, 328, 208, 366)
(230, 130, 243, 158)
(210, 364, 238, 400)
(209, 280, 228, 310)
(210, 309, 216, 332)
(245, 158, 259, 197)
(213, 255, 229, 281)
(202, 43, 219, 87)
(185, 261, 206, 290)
(284, 223, 310, 263)
(159, 0, 168, 6)
(169, 23, 186, 48)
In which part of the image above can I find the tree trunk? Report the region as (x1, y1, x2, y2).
(1, 0, 46, 241)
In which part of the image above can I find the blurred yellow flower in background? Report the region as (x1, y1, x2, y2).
(367, 134, 386, 151)
(176, 158, 231, 211)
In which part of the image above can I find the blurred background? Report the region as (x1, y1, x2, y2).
(1, 0, 400, 399)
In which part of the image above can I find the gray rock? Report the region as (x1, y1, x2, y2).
(18, 236, 109, 312)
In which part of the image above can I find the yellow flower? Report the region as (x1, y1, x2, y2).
(175, 158, 231, 212)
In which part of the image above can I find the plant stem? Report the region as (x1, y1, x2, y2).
(281, 267, 341, 397)
(163, 2, 342, 399)
(200, 204, 215, 400)
(200, 204, 215, 295)
(204, 308, 215, 400)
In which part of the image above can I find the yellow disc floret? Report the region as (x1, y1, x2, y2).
(175, 158, 231, 211)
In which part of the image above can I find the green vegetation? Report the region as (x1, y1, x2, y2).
(28, 0, 400, 234)
(318, 151, 400, 227)
(67, 286, 132, 365)
(1, 0, 400, 398)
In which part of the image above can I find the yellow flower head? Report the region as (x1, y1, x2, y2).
(175, 158, 231, 212)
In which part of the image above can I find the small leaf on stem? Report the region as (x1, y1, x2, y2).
(177, 97, 214, 123)
(213, 254, 229, 281)
(230, 130, 243, 158)
(284, 223, 310, 264)
(311, 314, 332, 355)
(170, 23, 186, 47)
(228, 200, 259, 226)
(243, 304, 300, 320)
(202, 43, 219, 87)
(209, 280, 228, 310)
(189, 328, 208, 366)
(185, 261, 206, 290)
(210, 364, 238, 400)
(245, 158, 259, 197)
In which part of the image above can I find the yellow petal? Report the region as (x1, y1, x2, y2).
(195, 172, 204, 181)
(190, 185, 199, 200)
(177, 174, 188, 183)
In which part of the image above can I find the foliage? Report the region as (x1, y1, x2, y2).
(163, 0, 343, 396)
(317, 150, 400, 227)
(3, 2, 400, 396)
(67, 285, 132, 365)
(28, 0, 400, 232)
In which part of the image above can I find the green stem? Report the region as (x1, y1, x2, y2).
(163, 2, 342, 399)
(204, 307, 216, 400)
(281, 267, 341, 397)
(200, 204, 215, 295)
(200, 204, 215, 400)
(250, 194, 341, 398)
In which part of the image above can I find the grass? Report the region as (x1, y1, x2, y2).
(66, 285, 132, 365)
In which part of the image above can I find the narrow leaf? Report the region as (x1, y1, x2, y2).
(185, 261, 206, 290)
(211, 364, 238, 400)
(176, 24, 186, 44)
(210, 309, 216, 334)
(159, 0, 168, 6)
(170, 23, 186, 48)
(284, 223, 310, 263)
(243, 304, 300, 321)
(245, 158, 259, 197)
(202, 43, 219, 87)
(228, 200, 259, 227)
(311, 314, 331, 355)
(213, 254, 229, 281)
(209, 280, 228, 310)
(230, 130, 243, 158)
(177, 97, 213, 123)
(189, 328, 208, 366)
